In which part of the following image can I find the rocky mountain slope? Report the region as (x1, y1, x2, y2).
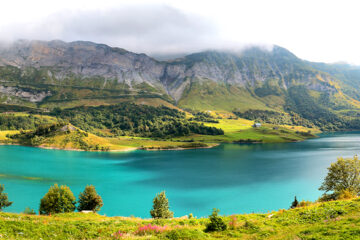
(1, 40, 360, 129)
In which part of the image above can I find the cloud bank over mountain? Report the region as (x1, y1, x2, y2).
(0, 0, 360, 64)
(0, 4, 233, 55)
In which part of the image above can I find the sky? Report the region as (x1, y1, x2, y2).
(0, 0, 359, 64)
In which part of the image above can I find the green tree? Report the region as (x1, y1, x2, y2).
(290, 196, 299, 209)
(319, 156, 360, 199)
(150, 191, 173, 219)
(205, 208, 227, 232)
(77, 185, 103, 212)
(39, 184, 76, 215)
(0, 184, 12, 211)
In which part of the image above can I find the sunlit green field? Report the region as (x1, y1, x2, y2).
(173, 118, 315, 143)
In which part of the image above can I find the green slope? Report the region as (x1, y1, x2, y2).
(1, 198, 360, 239)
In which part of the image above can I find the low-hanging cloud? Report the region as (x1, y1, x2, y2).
(0, 4, 223, 55)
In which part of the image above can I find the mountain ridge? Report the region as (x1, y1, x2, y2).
(1, 39, 360, 130)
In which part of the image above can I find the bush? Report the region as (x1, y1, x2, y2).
(319, 189, 357, 202)
(298, 200, 313, 207)
(150, 191, 174, 219)
(77, 185, 103, 212)
(23, 207, 36, 215)
(204, 208, 227, 232)
(338, 189, 357, 200)
(39, 184, 76, 215)
(166, 229, 208, 240)
(290, 196, 299, 208)
(243, 220, 260, 231)
(0, 184, 12, 211)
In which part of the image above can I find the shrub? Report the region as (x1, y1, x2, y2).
(337, 189, 357, 200)
(23, 207, 36, 215)
(318, 192, 337, 202)
(290, 196, 299, 208)
(39, 184, 76, 215)
(204, 208, 227, 232)
(243, 220, 260, 231)
(298, 200, 313, 207)
(77, 185, 103, 212)
(165, 229, 208, 240)
(150, 191, 174, 219)
(0, 184, 12, 211)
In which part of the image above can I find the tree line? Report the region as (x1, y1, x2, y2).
(0, 114, 54, 131)
(0, 184, 174, 219)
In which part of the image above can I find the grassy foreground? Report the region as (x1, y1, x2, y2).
(1, 198, 360, 239)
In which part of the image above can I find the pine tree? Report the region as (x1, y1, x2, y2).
(205, 208, 227, 232)
(290, 196, 299, 209)
(77, 185, 103, 212)
(0, 184, 12, 211)
(150, 191, 173, 218)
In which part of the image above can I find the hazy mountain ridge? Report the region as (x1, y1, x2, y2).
(0, 40, 360, 125)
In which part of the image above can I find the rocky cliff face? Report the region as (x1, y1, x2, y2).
(0, 40, 355, 110)
(0, 40, 166, 92)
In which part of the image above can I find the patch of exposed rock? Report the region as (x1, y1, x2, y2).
(0, 86, 51, 102)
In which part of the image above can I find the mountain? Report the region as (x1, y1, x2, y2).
(309, 62, 360, 100)
(1, 40, 360, 130)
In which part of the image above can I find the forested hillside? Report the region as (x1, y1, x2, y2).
(0, 40, 360, 132)
(50, 103, 224, 138)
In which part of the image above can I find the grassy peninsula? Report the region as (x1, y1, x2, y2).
(0, 102, 317, 151)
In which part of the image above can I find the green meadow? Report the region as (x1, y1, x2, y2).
(0, 198, 359, 239)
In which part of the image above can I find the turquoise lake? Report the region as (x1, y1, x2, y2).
(0, 132, 360, 218)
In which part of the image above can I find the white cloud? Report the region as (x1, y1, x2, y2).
(0, 0, 359, 64)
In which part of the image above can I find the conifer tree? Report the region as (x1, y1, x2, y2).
(290, 196, 299, 209)
(77, 185, 103, 212)
(0, 184, 12, 211)
(150, 191, 173, 218)
(205, 208, 227, 232)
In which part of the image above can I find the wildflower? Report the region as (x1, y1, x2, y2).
(229, 215, 238, 229)
(113, 230, 125, 239)
(135, 224, 168, 235)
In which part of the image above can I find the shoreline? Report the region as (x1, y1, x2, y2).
(38, 143, 220, 152)
(0, 129, 320, 152)
(0, 142, 220, 152)
(141, 143, 219, 151)
(38, 145, 139, 152)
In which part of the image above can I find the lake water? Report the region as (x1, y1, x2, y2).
(1, 132, 360, 218)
